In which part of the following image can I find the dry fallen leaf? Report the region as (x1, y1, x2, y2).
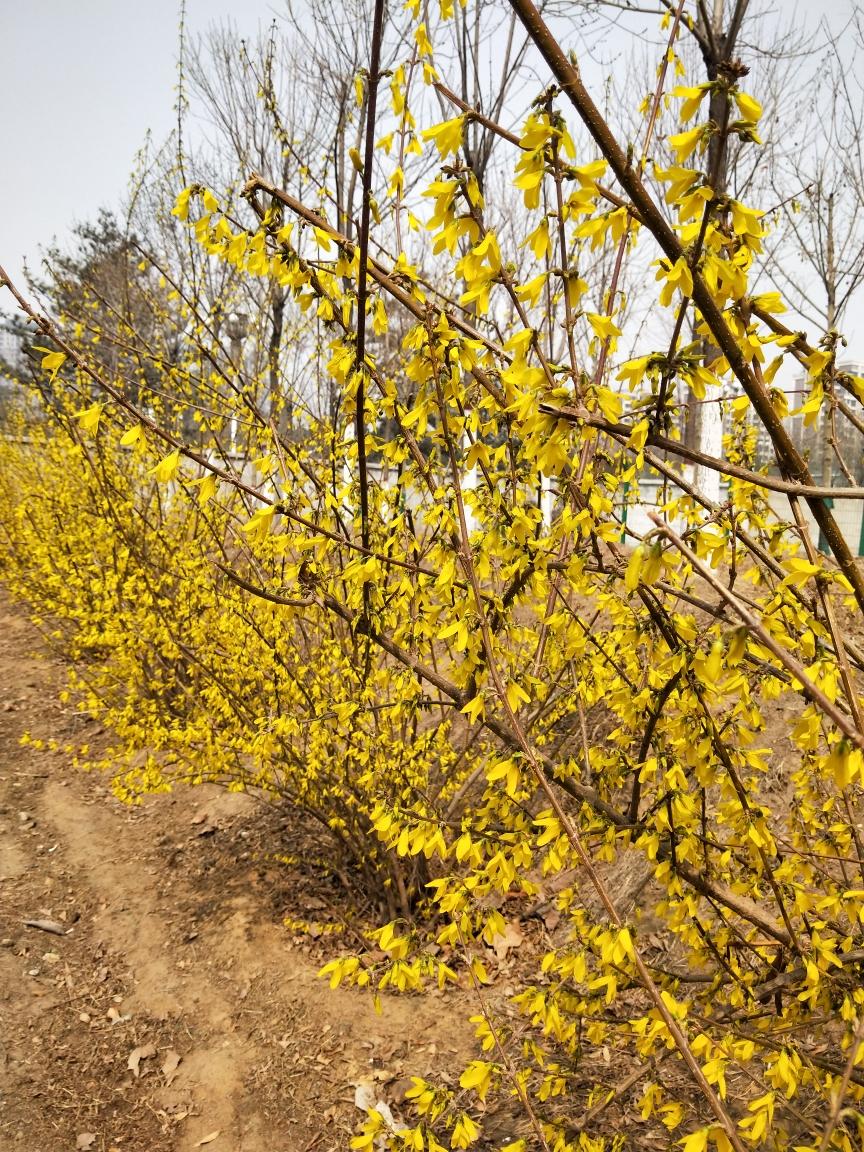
(491, 921, 524, 961)
(76, 1135, 96, 1150)
(195, 1132, 221, 1146)
(542, 907, 561, 932)
(353, 1081, 395, 1126)
(354, 1079, 377, 1111)
(128, 1042, 157, 1077)
(161, 1048, 182, 1083)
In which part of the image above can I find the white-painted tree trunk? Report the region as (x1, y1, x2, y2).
(693, 398, 723, 505)
(540, 477, 555, 530)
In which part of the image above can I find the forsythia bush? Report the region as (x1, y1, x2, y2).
(3, 1, 864, 1150)
(0, 410, 481, 915)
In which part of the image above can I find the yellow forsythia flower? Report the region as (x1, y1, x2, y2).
(149, 448, 181, 484)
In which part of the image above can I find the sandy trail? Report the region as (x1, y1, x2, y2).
(0, 596, 471, 1152)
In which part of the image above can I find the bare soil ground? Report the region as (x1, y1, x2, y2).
(0, 597, 474, 1152)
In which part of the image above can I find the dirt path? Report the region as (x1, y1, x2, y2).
(0, 597, 472, 1152)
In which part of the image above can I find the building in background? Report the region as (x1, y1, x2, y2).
(745, 360, 864, 484)
(0, 324, 23, 374)
(741, 360, 864, 554)
(0, 323, 24, 423)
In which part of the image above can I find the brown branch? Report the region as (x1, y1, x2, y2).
(507, 0, 864, 616)
(541, 402, 864, 498)
(432, 78, 633, 216)
(354, 0, 386, 601)
(649, 513, 864, 750)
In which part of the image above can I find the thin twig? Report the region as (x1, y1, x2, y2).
(648, 513, 864, 749)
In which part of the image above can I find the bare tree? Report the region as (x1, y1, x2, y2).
(762, 8, 864, 491)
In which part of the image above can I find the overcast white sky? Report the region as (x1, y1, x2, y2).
(1, 0, 861, 362)
(0, 0, 279, 290)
